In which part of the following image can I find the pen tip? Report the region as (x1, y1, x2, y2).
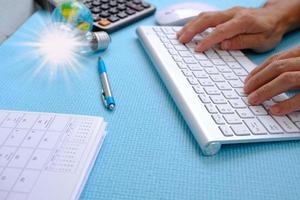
(108, 104, 115, 110)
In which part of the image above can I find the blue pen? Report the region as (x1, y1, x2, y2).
(98, 56, 115, 110)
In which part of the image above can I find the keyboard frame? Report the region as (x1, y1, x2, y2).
(137, 26, 300, 156)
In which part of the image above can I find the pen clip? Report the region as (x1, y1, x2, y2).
(101, 90, 108, 108)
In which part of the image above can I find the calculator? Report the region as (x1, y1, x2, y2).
(43, 0, 156, 32)
(83, 0, 156, 32)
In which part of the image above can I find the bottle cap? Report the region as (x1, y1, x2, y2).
(92, 31, 111, 51)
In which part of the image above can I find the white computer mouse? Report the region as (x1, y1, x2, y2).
(155, 2, 218, 26)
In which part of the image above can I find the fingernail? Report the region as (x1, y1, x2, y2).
(248, 93, 258, 104)
(196, 43, 205, 52)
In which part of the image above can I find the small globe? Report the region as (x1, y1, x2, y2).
(52, 1, 93, 33)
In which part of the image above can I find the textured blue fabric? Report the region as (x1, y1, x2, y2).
(1, 0, 300, 199)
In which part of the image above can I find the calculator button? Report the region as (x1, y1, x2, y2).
(101, 0, 109, 3)
(109, 7, 119, 14)
(117, 4, 126, 10)
(141, 2, 150, 8)
(91, 7, 101, 13)
(109, 1, 117, 7)
(117, 12, 128, 18)
(98, 18, 111, 26)
(99, 11, 110, 18)
(92, 0, 101, 6)
(108, 15, 119, 22)
(100, 4, 109, 10)
(126, 8, 136, 15)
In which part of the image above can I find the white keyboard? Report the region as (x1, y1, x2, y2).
(0, 110, 106, 200)
(137, 26, 300, 155)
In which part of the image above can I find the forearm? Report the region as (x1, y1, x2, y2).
(263, 0, 300, 33)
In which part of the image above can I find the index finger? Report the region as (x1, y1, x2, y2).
(195, 18, 247, 52)
(177, 10, 235, 44)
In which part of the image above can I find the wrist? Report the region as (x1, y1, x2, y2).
(263, 0, 300, 33)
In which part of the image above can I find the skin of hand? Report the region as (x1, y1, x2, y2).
(244, 46, 300, 115)
(176, 0, 300, 52)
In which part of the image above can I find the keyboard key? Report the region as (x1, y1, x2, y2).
(204, 86, 220, 95)
(194, 53, 207, 60)
(211, 58, 225, 65)
(210, 95, 227, 104)
(222, 90, 239, 99)
(235, 88, 246, 97)
(204, 67, 219, 75)
(13, 170, 40, 192)
(204, 49, 219, 59)
(236, 108, 254, 118)
(1, 113, 23, 128)
(183, 57, 197, 64)
(0, 168, 22, 190)
(168, 49, 177, 55)
(258, 116, 283, 134)
(181, 69, 193, 77)
(38, 131, 62, 149)
(193, 85, 205, 94)
(199, 79, 214, 86)
(172, 55, 183, 62)
(177, 62, 187, 69)
(5, 129, 28, 147)
(262, 100, 276, 110)
(205, 104, 218, 114)
(232, 68, 248, 76)
(198, 94, 211, 103)
(217, 65, 231, 73)
(273, 116, 299, 133)
(210, 74, 225, 82)
(0, 191, 8, 199)
(0, 128, 12, 145)
(273, 94, 289, 102)
(193, 71, 208, 78)
(227, 61, 241, 69)
(215, 82, 231, 90)
(27, 149, 52, 170)
(187, 77, 198, 85)
(229, 50, 244, 57)
(219, 125, 234, 136)
(229, 99, 247, 108)
(174, 45, 187, 51)
(235, 56, 256, 73)
(221, 55, 235, 62)
(0, 146, 17, 166)
(249, 106, 268, 115)
(8, 148, 34, 168)
(199, 60, 213, 67)
(222, 72, 238, 80)
(188, 64, 202, 71)
(33, 115, 53, 130)
(244, 118, 267, 135)
(288, 112, 300, 122)
(216, 104, 234, 114)
(223, 114, 242, 124)
(228, 79, 243, 88)
(212, 114, 225, 125)
(21, 130, 45, 148)
(179, 51, 192, 57)
(231, 124, 251, 136)
(16, 114, 38, 129)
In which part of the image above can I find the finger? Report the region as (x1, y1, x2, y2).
(247, 72, 300, 105)
(244, 57, 300, 94)
(176, 17, 198, 38)
(245, 50, 299, 83)
(220, 34, 263, 50)
(270, 93, 300, 115)
(178, 10, 235, 44)
(195, 18, 248, 52)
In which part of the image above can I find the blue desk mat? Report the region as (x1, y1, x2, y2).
(1, 0, 300, 199)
